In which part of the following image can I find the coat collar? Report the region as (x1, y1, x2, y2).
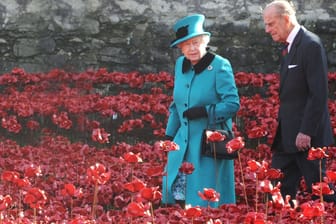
(182, 51, 215, 74)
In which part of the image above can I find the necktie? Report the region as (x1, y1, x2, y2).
(282, 43, 289, 56)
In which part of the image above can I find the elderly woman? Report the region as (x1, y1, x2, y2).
(162, 14, 240, 207)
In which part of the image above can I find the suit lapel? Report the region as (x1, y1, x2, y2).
(279, 28, 305, 94)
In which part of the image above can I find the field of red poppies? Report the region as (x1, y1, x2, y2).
(0, 68, 335, 223)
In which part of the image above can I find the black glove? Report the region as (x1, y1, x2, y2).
(183, 106, 207, 120)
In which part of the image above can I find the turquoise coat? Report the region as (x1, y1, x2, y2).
(162, 52, 240, 207)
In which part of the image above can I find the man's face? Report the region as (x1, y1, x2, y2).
(263, 7, 289, 43)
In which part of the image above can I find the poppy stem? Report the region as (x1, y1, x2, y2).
(255, 176, 258, 213)
(238, 152, 248, 207)
(92, 182, 99, 220)
(150, 202, 155, 224)
(319, 160, 324, 224)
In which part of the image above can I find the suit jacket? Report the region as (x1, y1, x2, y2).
(272, 27, 334, 153)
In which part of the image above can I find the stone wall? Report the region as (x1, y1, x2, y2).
(0, 0, 335, 75)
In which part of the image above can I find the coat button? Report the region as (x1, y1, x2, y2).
(186, 84, 190, 88)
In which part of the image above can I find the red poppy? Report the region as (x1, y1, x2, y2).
(87, 163, 111, 185)
(140, 186, 162, 202)
(244, 212, 266, 224)
(247, 160, 262, 172)
(91, 128, 110, 144)
(307, 147, 329, 160)
(23, 187, 47, 209)
(301, 201, 325, 219)
(145, 165, 164, 177)
(24, 164, 42, 178)
(206, 130, 225, 142)
(179, 162, 194, 175)
(52, 112, 72, 129)
(1, 115, 22, 133)
(325, 170, 336, 182)
(1, 171, 20, 183)
(61, 183, 83, 198)
(26, 120, 40, 130)
(0, 195, 12, 211)
(198, 188, 220, 202)
(226, 136, 245, 153)
(265, 168, 284, 180)
(259, 180, 273, 193)
(312, 182, 334, 196)
(247, 126, 268, 139)
(122, 152, 143, 163)
(15, 177, 31, 188)
(124, 178, 146, 193)
(184, 206, 202, 219)
(126, 202, 150, 217)
(158, 140, 180, 152)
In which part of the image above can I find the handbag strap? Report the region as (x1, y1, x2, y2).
(208, 104, 230, 130)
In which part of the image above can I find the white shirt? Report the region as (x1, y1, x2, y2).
(286, 25, 301, 53)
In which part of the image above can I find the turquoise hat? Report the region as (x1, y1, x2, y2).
(170, 14, 211, 48)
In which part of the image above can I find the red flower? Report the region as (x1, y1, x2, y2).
(270, 190, 292, 210)
(145, 165, 164, 177)
(307, 147, 329, 160)
(198, 188, 220, 202)
(52, 112, 72, 129)
(325, 170, 336, 182)
(247, 160, 262, 172)
(61, 183, 83, 198)
(140, 186, 162, 202)
(124, 178, 146, 193)
(87, 163, 111, 185)
(301, 201, 325, 219)
(126, 202, 150, 217)
(158, 140, 180, 152)
(259, 180, 274, 193)
(122, 152, 143, 163)
(26, 120, 40, 130)
(1, 115, 22, 133)
(265, 168, 284, 180)
(23, 187, 47, 209)
(15, 177, 31, 188)
(247, 126, 268, 139)
(184, 206, 202, 219)
(206, 130, 225, 142)
(226, 136, 245, 153)
(244, 212, 266, 224)
(1, 171, 20, 183)
(0, 195, 12, 211)
(91, 128, 110, 144)
(179, 162, 194, 175)
(24, 164, 42, 178)
(312, 182, 334, 196)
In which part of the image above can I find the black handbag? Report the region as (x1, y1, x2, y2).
(201, 104, 238, 160)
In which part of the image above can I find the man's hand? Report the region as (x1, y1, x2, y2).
(295, 132, 311, 151)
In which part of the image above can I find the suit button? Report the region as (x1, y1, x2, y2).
(186, 84, 190, 88)
(184, 103, 188, 107)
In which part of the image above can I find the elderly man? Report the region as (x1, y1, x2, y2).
(263, 0, 336, 205)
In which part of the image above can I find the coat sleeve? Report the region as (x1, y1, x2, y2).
(208, 57, 240, 124)
(300, 40, 329, 136)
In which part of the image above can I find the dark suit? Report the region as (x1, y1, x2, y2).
(271, 27, 335, 202)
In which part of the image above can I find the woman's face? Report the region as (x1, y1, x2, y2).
(178, 35, 207, 65)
